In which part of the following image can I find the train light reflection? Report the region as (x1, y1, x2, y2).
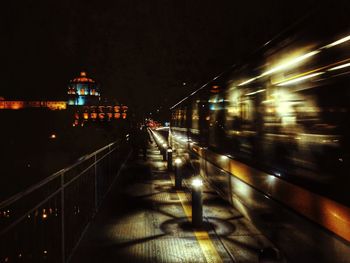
(328, 62, 350, 71)
(266, 107, 274, 113)
(238, 77, 258, 86)
(324, 34, 350, 49)
(245, 89, 266, 96)
(274, 172, 282, 177)
(221, 155, 228, 160)
(262, 50, 320, 76)
(277, 72, 324, 86)
(277, 102, 293, 116)
(237, 50, 320, 86)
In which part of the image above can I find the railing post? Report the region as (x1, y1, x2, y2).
(94, 153, 98, 212)
(108, 144, 112, 177)
(61, 172, 65, 263)
(174, 158, 183, 189)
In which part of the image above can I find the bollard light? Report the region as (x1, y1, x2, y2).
(191, 178, 203, 188)
(191, 177, 203, 228)
(167, 147, 173, 171)
(174, 157, 182, 165)
(174, 158, 183, 189)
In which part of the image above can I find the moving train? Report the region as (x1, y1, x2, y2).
(170, 3, 350, 261)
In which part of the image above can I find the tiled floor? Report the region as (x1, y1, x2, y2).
(71, 144, 277, 263)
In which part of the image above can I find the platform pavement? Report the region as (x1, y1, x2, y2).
(71, 142, 279, 263)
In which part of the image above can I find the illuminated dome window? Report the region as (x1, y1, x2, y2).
(71, 71, 95, 83)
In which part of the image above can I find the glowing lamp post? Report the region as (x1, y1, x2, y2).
(191, 177, 203, 228)
(174, 158, 183, 189)
(167, 147, 173, 171)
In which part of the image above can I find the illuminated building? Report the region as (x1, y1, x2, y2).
(67, 72, 100, 106)
(72, 105, 128, 126)
(0, 71, 128, 123)
(0, 99, 66, 110)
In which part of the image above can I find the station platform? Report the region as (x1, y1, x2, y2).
(71, 143, 279, 263)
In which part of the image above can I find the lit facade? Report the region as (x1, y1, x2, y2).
(72, 105, 128, 127)
(67, 72, 100, 106)
(0, 100, 66, 110)
(0, 71, 128, 122)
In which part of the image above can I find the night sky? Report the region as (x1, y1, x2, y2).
(2, 0, 317, 113)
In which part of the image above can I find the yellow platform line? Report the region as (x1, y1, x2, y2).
(174, 179, 223, 263)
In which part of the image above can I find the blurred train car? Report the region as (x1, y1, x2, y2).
(170, 3, 350, 261)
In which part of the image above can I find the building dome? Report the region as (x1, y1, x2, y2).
(67, 72, 100, 106)
(70, 71, 95, 84)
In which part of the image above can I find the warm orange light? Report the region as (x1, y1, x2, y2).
(50, 134, 56, 139)
(42, 209, 47, 219)
(210, 85, 220, 93)
(83, 113, 89, 120)
(46, 102, 67, 110)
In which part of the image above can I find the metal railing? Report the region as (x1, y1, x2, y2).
(0, 140, 131, 263)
